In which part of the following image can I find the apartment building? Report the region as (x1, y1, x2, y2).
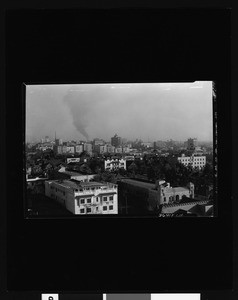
(45, 179, 118, 214)
(178, 154, 206, 169)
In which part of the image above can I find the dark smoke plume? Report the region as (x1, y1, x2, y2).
(63, 88, 90, 141)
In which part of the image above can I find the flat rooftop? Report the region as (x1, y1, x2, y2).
(51, 179, 116, 189)
(120, 179, 189, 193)
(120, 179, 155, 189)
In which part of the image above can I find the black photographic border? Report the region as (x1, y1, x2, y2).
(2, 3, 234, 299)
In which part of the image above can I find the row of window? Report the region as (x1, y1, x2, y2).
(79, 205, 114, 214)
(75, 186, 117, 192)
(75, 186, 100, 192)
(181, 159, 205, 162)
(183, 162, 205, 165)
(78, 195, 114, 205)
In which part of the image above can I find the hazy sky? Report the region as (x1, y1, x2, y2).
(26, 81, 213, 143)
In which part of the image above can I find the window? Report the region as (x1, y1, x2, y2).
(87, 198, 91, 204)
(75, 189, 78, 192)
(109, 196, 113, 201)
(86, 207, 91, 213)
(80, 208, 85, 214)
(103, 196, 107, 201)
(103, 206, 107, 211)
(109, 205, 113, 210)
(164, 197, 166, 202)
(96, 206, 99, 211)
(81, 199, 85, 204)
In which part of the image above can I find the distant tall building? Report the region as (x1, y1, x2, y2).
(93, 138, 105, 147)
(45, 136, 50, 143)
(57, 146, 63, 154)
(186, 138, 198, 151)
(111, 134, 122, 147)
(75, 144, 84, 154)
(84, 143, 93, 155)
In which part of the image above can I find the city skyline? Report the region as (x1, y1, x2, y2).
(26, 81, 213, 143)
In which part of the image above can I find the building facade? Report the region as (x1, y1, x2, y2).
(84, 143, 93, 155)
(104, 158, 126, 171)
(118, 179, 195, 214)
(186, 138, 198, 150)
(66, 158, 80, 164)
(75, 144, 84, 154)
(111, 134, 122, 147)
(156, 181, 194, 204)
(45, 179, 118, 214)
(178, 154, 206, 169)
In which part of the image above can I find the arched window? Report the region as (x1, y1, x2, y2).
(175, 195, 180, 202)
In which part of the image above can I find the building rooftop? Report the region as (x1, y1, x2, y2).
(120, 179, 155, 190)
(77, 181, 114, 188)
(51, 179, 116, 189)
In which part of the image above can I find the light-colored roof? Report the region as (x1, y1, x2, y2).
(50, 179, 115, 189)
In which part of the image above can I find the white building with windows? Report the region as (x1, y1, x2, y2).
(178, 154, 206, 169)
(104, 158, 126, 171)
(45, 179, 118, 215)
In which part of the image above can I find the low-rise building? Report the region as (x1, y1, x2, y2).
(156, 181, 194, 204)
(104, 158, 126, 171)
(66, 157, 80, 164)
(124, 156, 135, 161)
(178, 154, 206, 169)
(118, 179, 195, 214)
(45, 179, 118, 214)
